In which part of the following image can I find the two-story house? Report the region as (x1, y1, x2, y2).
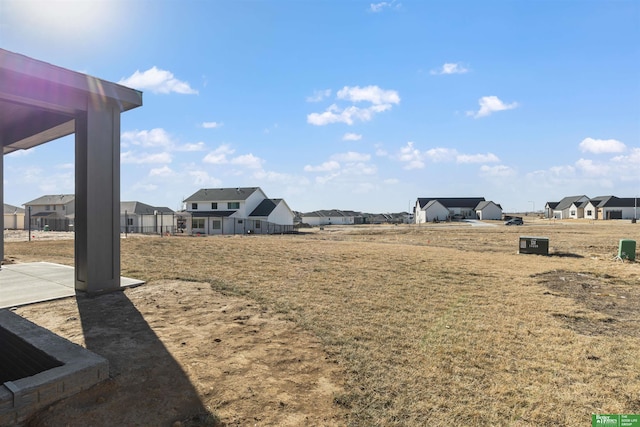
(23, 194, 75, 231)
(183, 187, 294, 235)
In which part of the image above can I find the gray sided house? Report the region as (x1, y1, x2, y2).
(184, 187, 295, 235)
(3, 203, 25, 230)
(121, 201, 175, 234)
(415, 197, 488, 223)
(23, 194, 75, 231)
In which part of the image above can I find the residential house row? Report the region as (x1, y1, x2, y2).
(414, 197, 503, 223)
(15, 187, 297, 236)
(545, 195, 639, 220)
(299, 210, 412, 226)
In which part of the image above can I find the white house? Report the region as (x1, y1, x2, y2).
(183, 187, 295, 235)
(415, 200, 449, 223)
(120, 201, 176, 234)
(415, 197, 487, 224)
(548, 195, 590, 219)
(3, 203, 25, 230)
(300, 210, 356, 226)
(475, 201, 503, 220)
(585, 196, 639, 220)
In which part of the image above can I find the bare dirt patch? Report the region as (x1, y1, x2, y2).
(534, 270, 640, 338)
(18, 280, 346, 427)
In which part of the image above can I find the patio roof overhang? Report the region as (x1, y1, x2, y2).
(1, 49, 142, 294)
(1, 49, 142, 155)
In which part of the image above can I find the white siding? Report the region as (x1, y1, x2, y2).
(268, 201, 294, 225)
(477, 203, 502, 220)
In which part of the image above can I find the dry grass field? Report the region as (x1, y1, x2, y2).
(4, 217, 640, 426)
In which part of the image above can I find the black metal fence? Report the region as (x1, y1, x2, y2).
(28, 217, 73, 232)
(121, 225, 177, 235)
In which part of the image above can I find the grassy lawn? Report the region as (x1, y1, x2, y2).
(5, 219, 640, 426)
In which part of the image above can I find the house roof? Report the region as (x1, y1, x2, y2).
(3, 203, 24, 214)
(249, 199, 280, 217)
(184, 187, 261, 202)
(417, 197, 486, 209)
(545, 202, 559, 209)
(24, 194, 75, 206)
(475, 201, 502, 210)
(597, 196, 639, 208)
(121, 201, 174, 215)
(554, 195, 589, 210)
(301, 209, 351, 218)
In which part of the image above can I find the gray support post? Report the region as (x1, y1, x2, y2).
(74, 101, 121, 294)
(0, 150, 3, 266)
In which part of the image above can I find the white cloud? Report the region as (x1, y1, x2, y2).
(425, 147, 457, 162)
(253, 170, 310, 186)
(308, 103, 393, 126)
(149, 165, 174, 177)
(430, 63, 469, 75)
(466, 96, 518, 118)
(343, 132, 363, 141)
(203, 144, 235, 164)
(457, 153, 500, 164)
(230, 153, 264, 169)
(177, 142, 206, 152)
(479, 165, 516, 177)
(131, 182, 158, 192)
(308, 85, 400, 126)
(122, 128, 173, 148)
(375, 148, 389, 157)
(202, 121, 223, 129)
(397, 143, 501, 169)
(118, 66, 198, 95)
(331, 151, 371, 162)
(337, 85, 400, 105)
(188, 170, 222, 187)
(304, 161, 341, 172)
(612, 147, 640, 165)
(369, 1, 399, 12)
(121, 151, 172, 164)
(384, 178, 399, 184)
(575, 158, 610, 176)
(579, 137, 626, 154)
(399, 142, 425, 169)
(306, 89, 332, 102)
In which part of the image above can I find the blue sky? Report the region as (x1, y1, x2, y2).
(2, 0, 639, 213)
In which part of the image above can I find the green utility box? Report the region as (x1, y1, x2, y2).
(618, 239, 636, 261)
(519, 236, 549, 255)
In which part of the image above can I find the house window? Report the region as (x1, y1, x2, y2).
(191, 203, 198, 210)
(237, 219, 243, 224)
(570, 210, 576, 216)
(45, 205, 50, 211)
(587, 210, 592, 216)
(228, 202, 240, 209)
(255, 221, 261, 229)
(53, 205, 56, 211)
(127, 218, 133, 226)
(62, 205, 65, 210)
(192, 218, 204, 229)
(211, 202, 218, 209)
(212, 220, 221, 230)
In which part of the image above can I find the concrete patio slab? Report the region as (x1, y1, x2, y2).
(0, 262, 144, 309)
